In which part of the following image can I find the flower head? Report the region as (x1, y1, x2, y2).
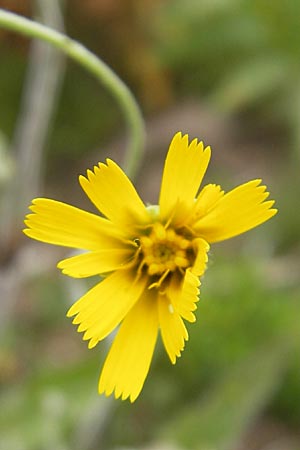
(24, 132, 277, 402)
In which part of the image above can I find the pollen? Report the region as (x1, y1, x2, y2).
(140, 224, 192, 277)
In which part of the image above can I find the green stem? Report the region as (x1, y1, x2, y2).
(0, 8, 145, 179)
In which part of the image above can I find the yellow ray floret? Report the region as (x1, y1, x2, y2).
(57, 248, 133, 278)
(79, 159, 149, 226)
(194, 179, 277, 242)
(98, 289, 158, 402)
(159, 132, 211, 221)
(24, 198, 124, 250)
(67, 270, 147, 349)
(158, 293, 188, 364)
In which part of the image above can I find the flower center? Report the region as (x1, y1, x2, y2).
(140, 223, 191, 277)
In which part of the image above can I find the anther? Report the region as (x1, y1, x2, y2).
(153, 223, 166, 241)
(140, 236, 153, 248)
(174, 256, 189, 267)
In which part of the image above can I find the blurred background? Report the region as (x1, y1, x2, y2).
(0, 1, 299, 449)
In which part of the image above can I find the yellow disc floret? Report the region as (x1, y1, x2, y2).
(138, 223, 192, 288)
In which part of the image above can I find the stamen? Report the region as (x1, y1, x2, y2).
(148, 263, 161, 276)
(153, 223, 166, 240)
(148, 269, 170, 290)
(174, 256, 189, 268)
(140, 236, 153, 248)
(136, 224, 195, 289)
(119, 246, 143, 273)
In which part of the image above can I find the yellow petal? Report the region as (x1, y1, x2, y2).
(98, 289, 158, 402)
(167, 239, 208, 324)
(57, 249, 134, 278)
(67, 270, 147, 349)
(158, 293, 188, 364)
(193, 184, 224, 219)
(159, 132, 211, 221)
(191, 238, 210, 277)
(178, 270, 201, 323)
(79, 159, 149, 227)
(24, 198, 123, 250)
(194, 179, 277, 242)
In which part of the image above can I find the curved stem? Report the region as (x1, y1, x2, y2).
(0, 8, 145, 179)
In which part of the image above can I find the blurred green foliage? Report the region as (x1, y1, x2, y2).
(1, 259, 299, 450)
(153, 0, 300, 118)
(2, 0, 300, 161)
(150, 0, 300, 160)
(0, 51, 26, 138)
(49, 66, 120, 160)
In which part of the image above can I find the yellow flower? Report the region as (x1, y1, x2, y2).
(24, 132, 277, 402)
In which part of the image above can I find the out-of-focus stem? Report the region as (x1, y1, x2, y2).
(0, 8, 145, 179)
(13, 0, 65, 218)
(0, 0, 65, 324)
